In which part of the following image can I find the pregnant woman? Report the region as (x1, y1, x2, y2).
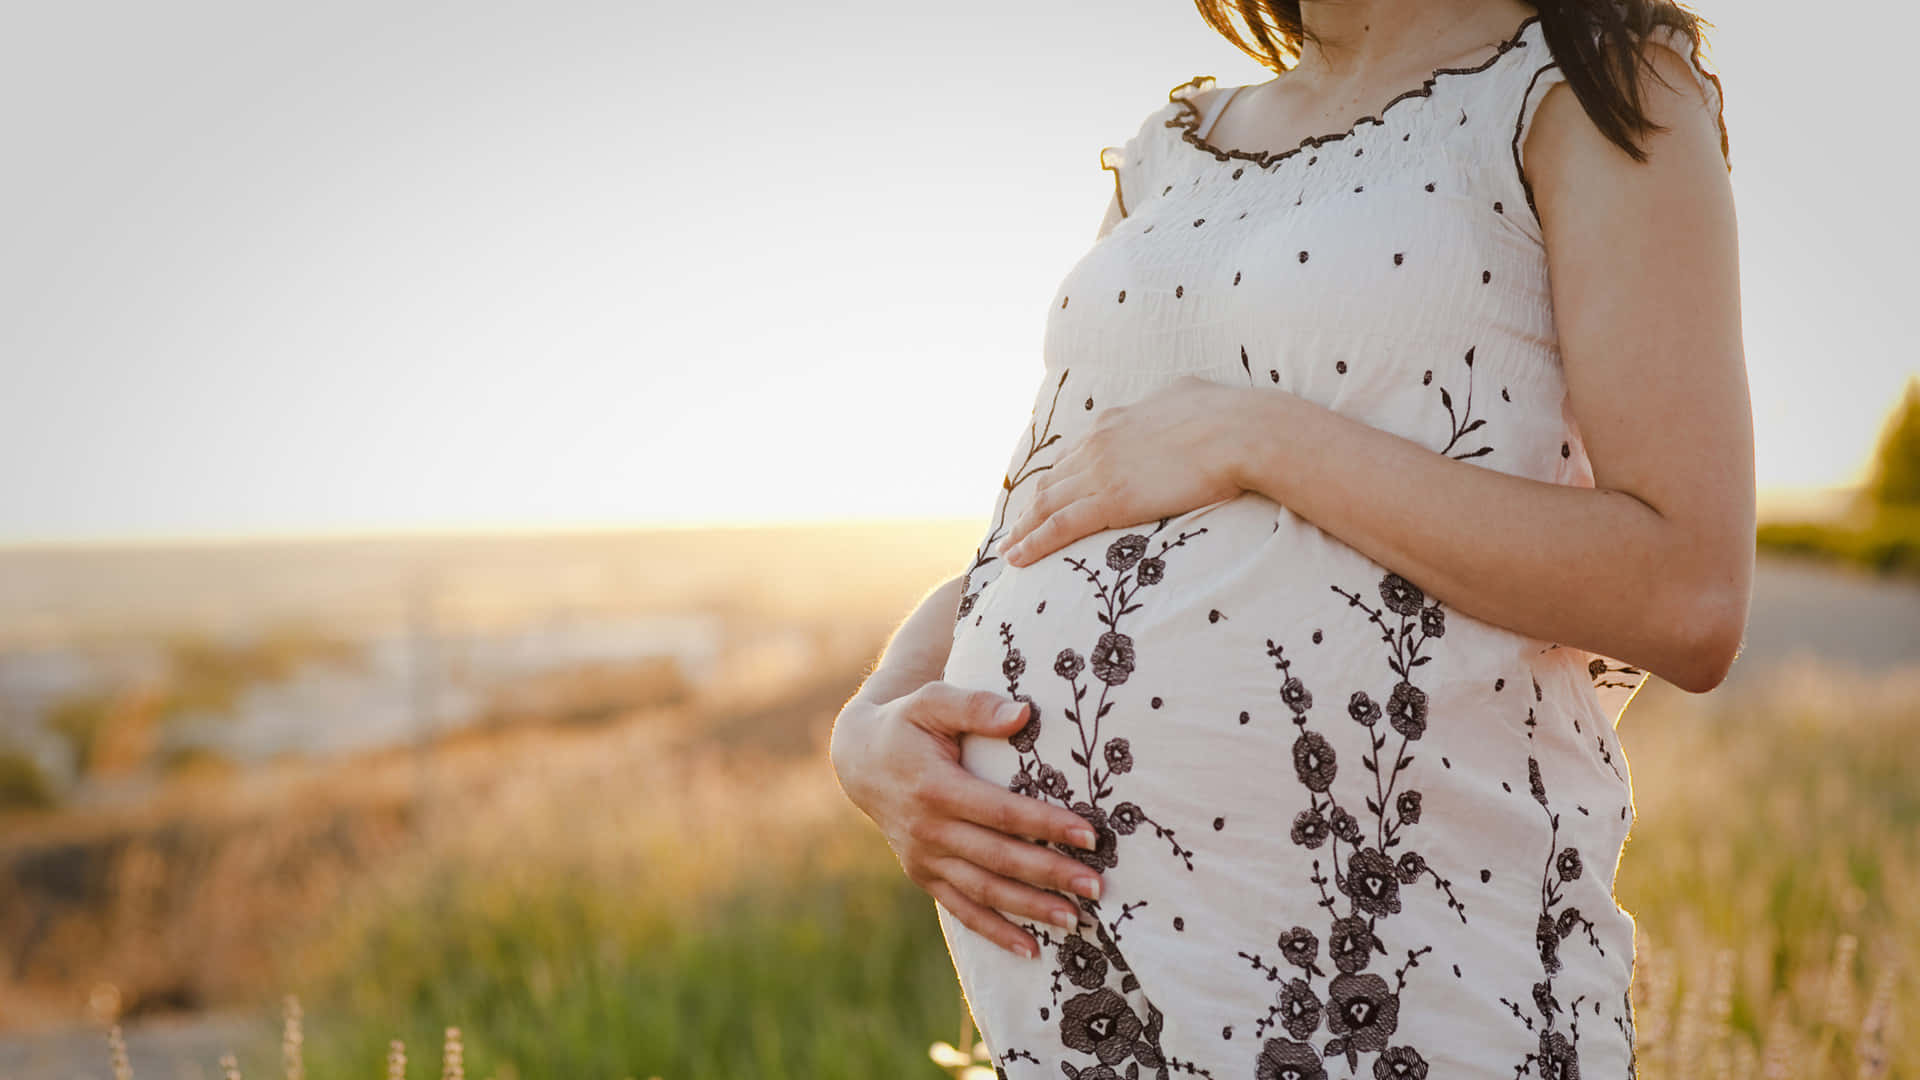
(831, 0, 1751, 1075)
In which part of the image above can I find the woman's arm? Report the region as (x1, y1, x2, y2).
(848, 572, 965, 708)
(1233, 41, 1751, 693)
(997, 41, 1752, 693)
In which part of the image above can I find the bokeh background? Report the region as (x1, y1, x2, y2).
(1, 1, 1915, 1077)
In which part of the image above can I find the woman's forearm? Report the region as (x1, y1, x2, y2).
(852, 573, 965, 707)
(1228, 390, 1746, 693)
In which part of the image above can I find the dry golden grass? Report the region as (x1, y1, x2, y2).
(15, 647, 1915, 1078)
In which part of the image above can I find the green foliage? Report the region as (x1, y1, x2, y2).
(1756, 506, 1920, 577)
(1756, 378, 1920, 577)
(0, 748, 55, 810)
(296, 844, 965, 1080)
(1864, 377, 1920, 507)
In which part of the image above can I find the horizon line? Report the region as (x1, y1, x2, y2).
(0, 482, 1870, 552)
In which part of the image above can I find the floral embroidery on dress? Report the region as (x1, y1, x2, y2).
(1487, 692, 1636, 1079)
(983, 517, 1220, 1080)
(1221, 571, 1466, 1078)
(957, 370, 1074, 625)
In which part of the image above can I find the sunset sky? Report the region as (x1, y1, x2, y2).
(2, 0, 1912, 543)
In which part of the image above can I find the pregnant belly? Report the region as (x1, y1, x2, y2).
(935, 491, 1641, 1073)
(940, 487, 1631, 918)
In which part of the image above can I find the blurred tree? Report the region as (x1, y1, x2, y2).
(0, 748, 55, 810)
(1862, 376, 1920, 508)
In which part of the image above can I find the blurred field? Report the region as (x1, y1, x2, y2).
(0, 526, 1914, 1079)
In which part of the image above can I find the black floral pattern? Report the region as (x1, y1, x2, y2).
(1487, 696, 1626, 1078)
(939, 17, 1654, 1073)
(1214, 572, 1467, 1075)
(970, 507, 1220, 1078)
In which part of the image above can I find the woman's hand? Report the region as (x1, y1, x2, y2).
(997, 375, 1252, 567)
(829, 681, 1107, 959)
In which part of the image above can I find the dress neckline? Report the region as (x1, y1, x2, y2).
(1166, 12, 1541, 170)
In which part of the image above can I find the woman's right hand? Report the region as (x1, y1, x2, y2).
(829, 681, 1105, 960)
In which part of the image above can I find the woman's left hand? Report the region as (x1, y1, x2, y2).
(997, 375, 1253, 567)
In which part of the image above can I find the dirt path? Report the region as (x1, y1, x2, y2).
(0, 1010, 260, 1080)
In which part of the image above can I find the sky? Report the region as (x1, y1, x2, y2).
(1, 0, 1913, 543)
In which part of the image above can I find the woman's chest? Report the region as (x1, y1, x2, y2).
(1046, 141, 1549, 381)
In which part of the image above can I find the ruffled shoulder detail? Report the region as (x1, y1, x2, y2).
(1164, 74, 1222, 151)
(1099, 86, 1196, 218)
(1506, 16, 1731, 239)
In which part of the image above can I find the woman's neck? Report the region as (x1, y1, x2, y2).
(1292, 0, 1530, 83)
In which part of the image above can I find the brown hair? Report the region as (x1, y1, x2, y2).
(1189, 0, 1728, 167)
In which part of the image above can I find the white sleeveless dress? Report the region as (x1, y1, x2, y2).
(935, 13, 1729, 1079)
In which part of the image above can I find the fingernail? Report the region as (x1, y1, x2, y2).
(1050, 908, 1079, 931)
(1015, 940, 1036, 959)
(998, 701, 1026, 726)
(1076, 875, 1102, 901)
(1070, 827, 1097, 850)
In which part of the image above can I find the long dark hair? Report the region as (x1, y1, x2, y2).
(1189, 0, 1728, 167)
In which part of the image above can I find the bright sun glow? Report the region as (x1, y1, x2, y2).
(0, 1, 1910, 543)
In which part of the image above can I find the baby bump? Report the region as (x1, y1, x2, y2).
(939, 501, 1372, 1041)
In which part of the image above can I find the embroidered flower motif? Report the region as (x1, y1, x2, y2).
(1277, 977, 1325, 1040)
(1003, 648, 1027, 681)
(1557, 846, 1583, 882)
(1532, 980, 1557, 1020)
(1347, 847, 1403, 915)
(1396, 790, 1422, 825)
(1326, 972, 1400, 1051)
(1536, 1028, 1580, 1080)
(1059, 934, 1108, 989)
(1395, 850, 1427, 884)
(1291, 808, 1330, 849)
(1109, 801, 1144, 834)
(1348, 690, 1382, 727)
(1529, 755, 1549, 807)
(1330, 805, 1363, 844)
(1106, 534, 1149, 571)
(1277, 926, 1320, 970)
(1039, 763, 1070, 799)
(1555, 907, 1581, 939)
(1009, 768, 1038, 797)
(1328, 914, 1380, 974)
(1281, 676, 1314, 715)
(1379, 573, 1425, 616)
(1420, 604, 1446, 638)
(1069, 801, 1120, 870)
(1136, 556, 1166, 585)
(1091, 630, 1137, 686)
(1009, 694, 1042, 751)
(1054, 647, 1085, 680)
(1104, 737, 1134, 775)
(1256, 1038, 1327, 1080)
(1372, 1045, 1430, 1079)
(1536, 912, 1562, 975)
(1386, 681, 1428, 740)
(1059, 987, 1143, 1065)
(1292, 731, 1338, 792)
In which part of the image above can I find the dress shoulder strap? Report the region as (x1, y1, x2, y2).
(1196, 84, 1246, 142)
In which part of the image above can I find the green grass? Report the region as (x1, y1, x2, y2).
(287, 837, 967, 1080)
(231, 668, 1916, 1080)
